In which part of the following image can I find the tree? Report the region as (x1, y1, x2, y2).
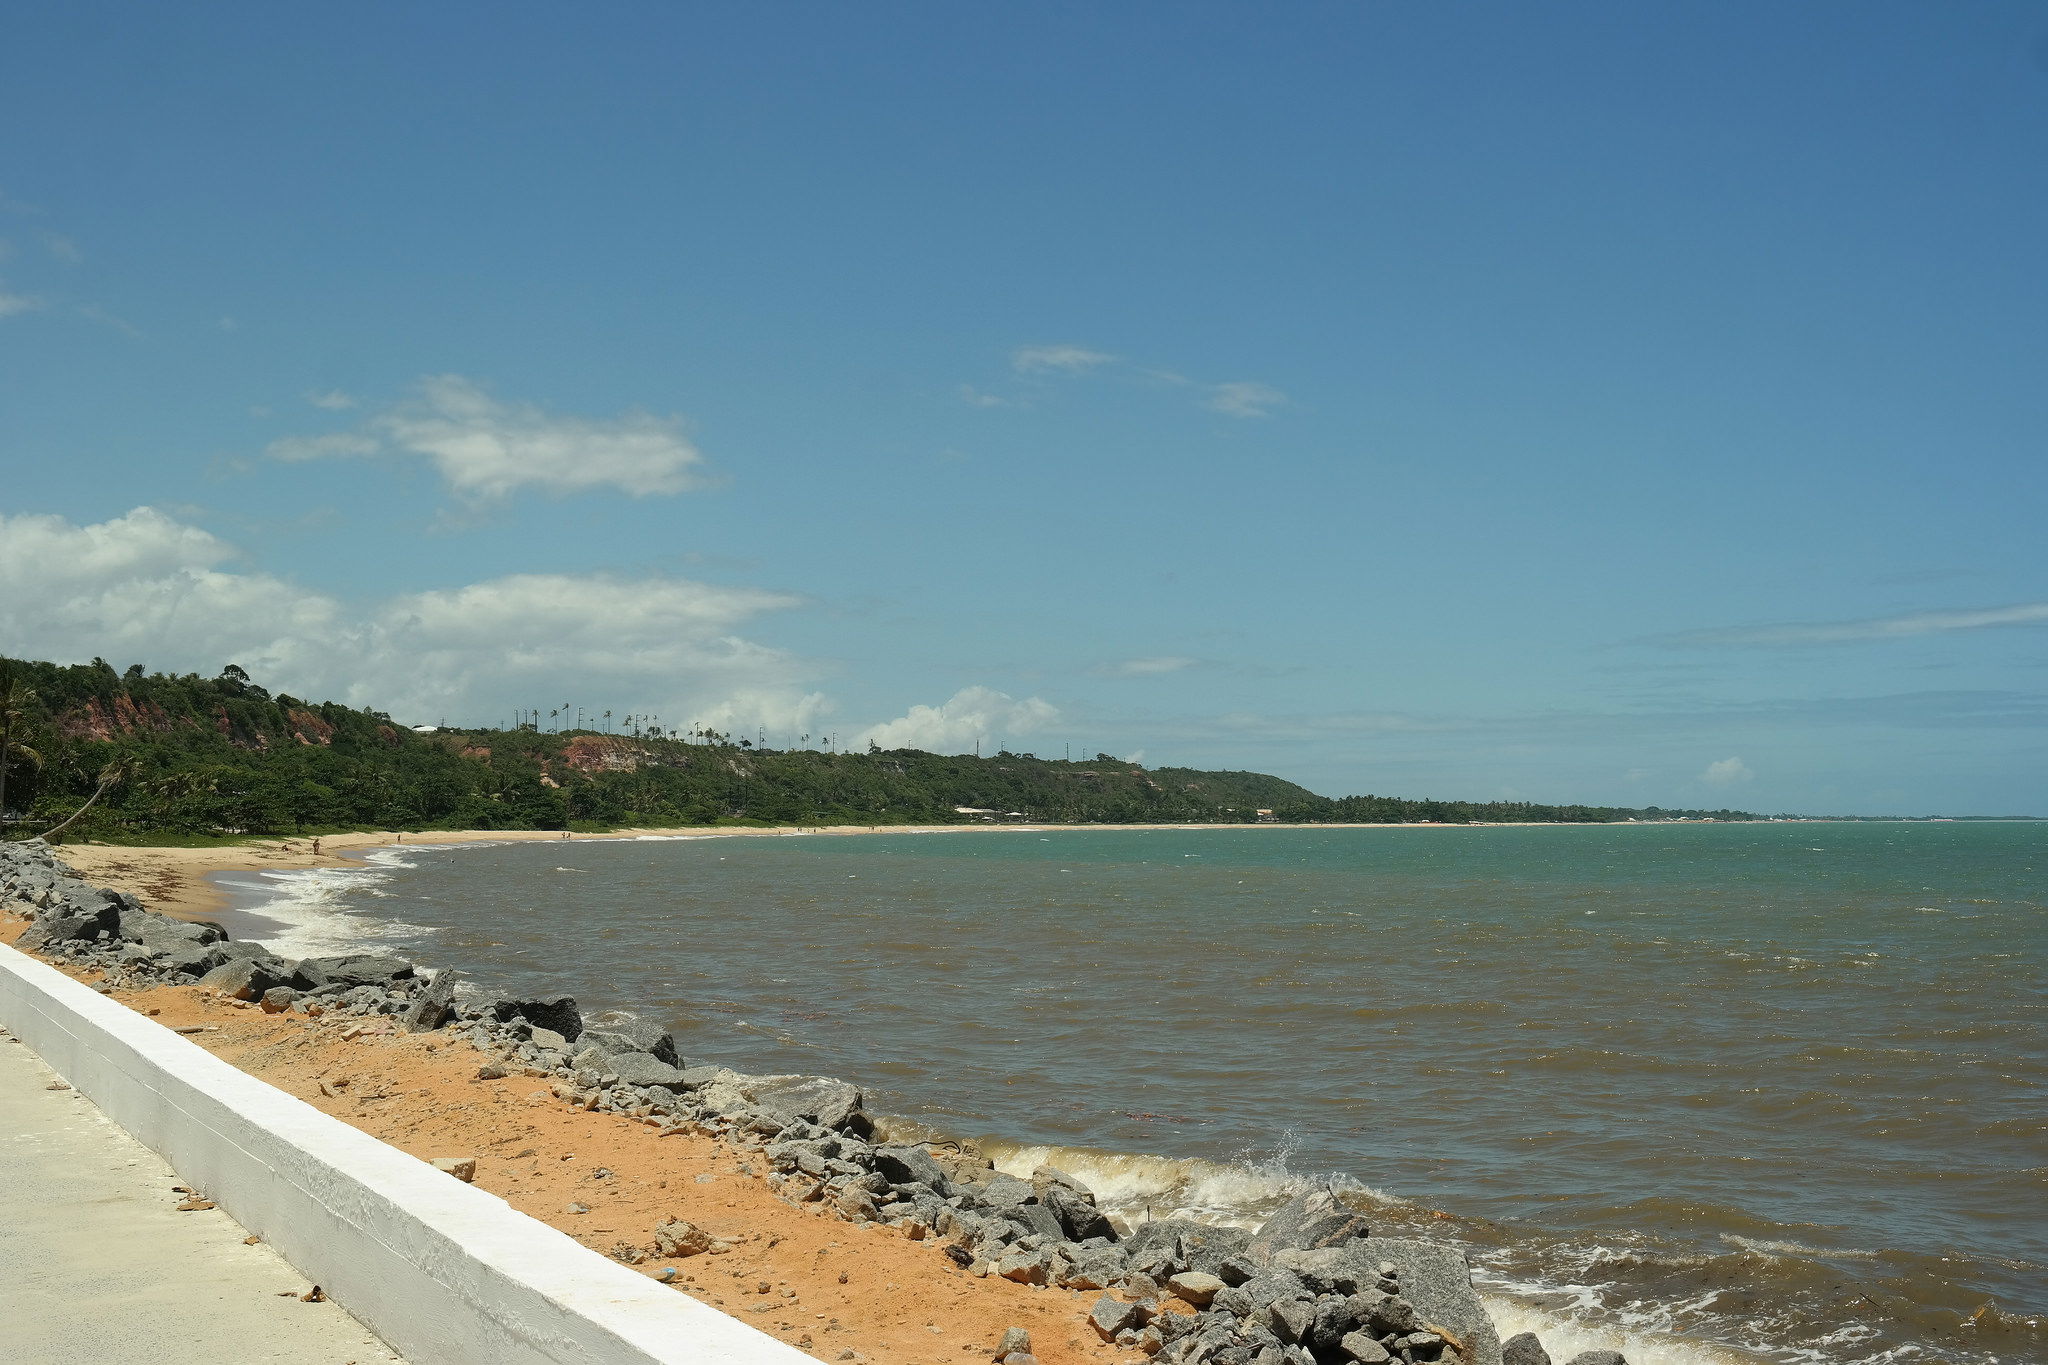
(0, 665, 43, 839)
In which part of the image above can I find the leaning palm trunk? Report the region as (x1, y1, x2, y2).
(38, 763, 126, 843)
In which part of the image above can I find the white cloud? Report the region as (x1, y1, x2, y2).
(1107, 656, 1198, 676)
(1661, 602, 2048, 647)
(1205, 381, 1287, 418)
(1701, 756, 1754, 786)
(957, 384, 1010, 408)
(268, 432, 381, 461)
(1012, 344, 1116, 375)
(856, 686, 1059, 754)
(0, 283, 41, 317)
(0, 507, 814, 731)
(306, 389, 358, 410)
(44, 233, 82, 264)
(267, 375, 710, 500)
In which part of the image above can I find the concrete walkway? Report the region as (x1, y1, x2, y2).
(0, 1024, 404, 1364)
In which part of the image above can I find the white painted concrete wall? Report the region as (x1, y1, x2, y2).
(0, 943, 818, 1365)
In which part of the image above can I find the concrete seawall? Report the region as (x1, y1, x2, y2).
(0, 942, 815, 1365)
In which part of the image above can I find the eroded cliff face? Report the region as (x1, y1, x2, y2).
(55, 697, 344, 749)
(558, 736, 687, 774)
(55, 694, 179, 742)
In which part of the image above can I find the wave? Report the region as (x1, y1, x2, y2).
(214, 857, 438, 958)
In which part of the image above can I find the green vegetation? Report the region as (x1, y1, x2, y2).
(0, 657, 1756, 840)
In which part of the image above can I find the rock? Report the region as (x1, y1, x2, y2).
(1089, 1296, 1144, 1342)
(1042, 1182, 1117, 1242)
(607, 1051, 691, 1090)
(400, 970, 460, 1032)
(490, 992, 584, 1040)
(476, 1063, 509, 1080)
(1273, 1246, 1363, 1295)
(976, 1174, 1036, 1210)
(652, 1218, 717, 1257)
(1338, 1332, 1392, 1364)
(157, 941, 229, 978)
(997, 1250, 1050, 1285)
(294, 954, 415, 991)
(998, 1327, 1032, 1355)
(1501, 1333, 1552, 1365)
(431, 1157, 477, 1182)
(118, 911, 224, 954)
(1358, 1239, 1501, 1365)
(1248, 1186, 1355, 1263)
(736, 1074, 864, 1129)
(1561, 1355, 1627, 1365)
(1168, 1271, 1227, 1306)
(198, 956, 294, 1002)
(872, 1144, 950, 1192)
(260, 987, 297, 1014)
(580, 1017, 684, 1066)
(529, 1026, 571, 1052)
(1009, 1202, 1066, 1243)
(1267, 1297, 1315, 1344)
(17, 913, 100, 953)
(998, 1356, 1038, 1365)
(1124, 1218, 1252, 1277)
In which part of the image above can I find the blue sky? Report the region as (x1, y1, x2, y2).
(3, 2, 2044, 815)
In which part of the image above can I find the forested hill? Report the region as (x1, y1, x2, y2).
(0, 658, 1757, 840)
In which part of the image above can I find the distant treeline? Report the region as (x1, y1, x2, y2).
(0, 657, 1757, 840)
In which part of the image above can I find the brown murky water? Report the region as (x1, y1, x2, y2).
(218, 821, 2046, 1364)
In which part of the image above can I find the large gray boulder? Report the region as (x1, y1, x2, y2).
(18, 912, 104, 953)
(295, 954, 415, 991)
(1502, 1333, 1553, 1365)
(400, 970, 460, 1032)
(578, 1017, 683, 1066)
(489, 992, 583, 1040)
(705, 1073, 863, 1130)
(1248, 1186, 1371, 1263)
(1041, 1181, 1117, 1242)
(199, 955, 296, 1002)
(873, 1144, 951, 1192)
(1359, 1239, 1501, 1365)
(607, 1050, 690, 1089)
(117, 909, 225, 954)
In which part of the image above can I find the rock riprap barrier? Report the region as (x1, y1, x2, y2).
(0, 838, 1619, 1365)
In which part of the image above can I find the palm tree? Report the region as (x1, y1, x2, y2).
(41, 757, 133, 843)
(0, 665, 43, 840)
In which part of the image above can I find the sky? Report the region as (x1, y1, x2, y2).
(2, 1, 2044, 816)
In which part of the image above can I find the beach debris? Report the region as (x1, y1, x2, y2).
(299, 1285, 325, 1303)
(175, 1197, 216, 1211)
(566, 1202, 591, 1214)
(430, 1157, 477, 1182)
(44, 1080, 71, 1091)
(244, 1234, 262, 1245)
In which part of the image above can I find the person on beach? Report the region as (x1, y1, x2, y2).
(311, 838, 321, 856)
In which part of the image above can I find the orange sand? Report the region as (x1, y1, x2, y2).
(0, 913, 1182, 1365)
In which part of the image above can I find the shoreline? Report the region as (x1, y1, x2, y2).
(0, 837, 1537, 1365)
(57, 817, 1699, 925)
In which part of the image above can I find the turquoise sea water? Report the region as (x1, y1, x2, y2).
(219, 821, 2046, 1364)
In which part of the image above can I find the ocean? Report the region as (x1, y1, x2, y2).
(213, 821, 2045, 1364)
